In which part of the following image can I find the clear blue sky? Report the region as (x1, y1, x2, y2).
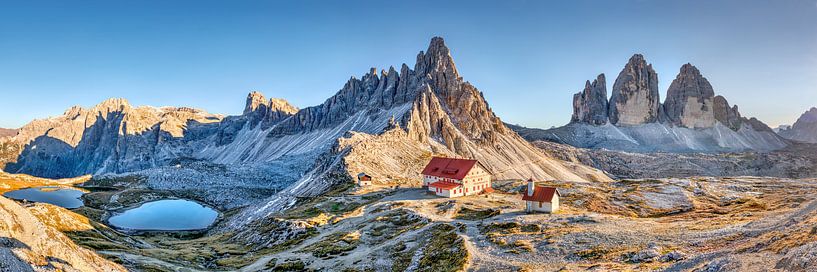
(1, 0, 815, 129)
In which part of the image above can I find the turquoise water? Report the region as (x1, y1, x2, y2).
(107, 199, 218, 231)
(3, 187, 84, 208)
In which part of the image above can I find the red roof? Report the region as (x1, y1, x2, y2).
(522, 186, 560, 202)
(421, 157, 481, 180)
(428, 181, 462, 190)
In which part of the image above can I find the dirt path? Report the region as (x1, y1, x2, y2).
(242, 189, 432, 271)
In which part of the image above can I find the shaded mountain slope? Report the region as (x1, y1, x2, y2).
(778, 107, 817, 143)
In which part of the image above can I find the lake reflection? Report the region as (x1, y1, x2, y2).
(107, 199, 218, 231)
(3, 187, 84, 208)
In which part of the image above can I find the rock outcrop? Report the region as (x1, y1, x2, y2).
(778, 107, 817, 143)
(0, 197, 125, 271)
(608, 54, 662, 125)
(712, 95, 744, 130)
(663, 64, 716, 128)
(240, 91, 299, 129)
(571, 74, 608, 125)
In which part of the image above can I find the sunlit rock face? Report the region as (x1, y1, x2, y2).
(608, 54, 662, 126)
(4, 98, 224, 178)
(664, 64, 717, 129)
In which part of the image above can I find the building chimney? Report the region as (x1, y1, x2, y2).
(527, 178, 535, 196)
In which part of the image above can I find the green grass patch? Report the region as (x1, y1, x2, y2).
(301, 231, 361, 258)
(417, 224, 469, 272)
(453, 207, 499, 221)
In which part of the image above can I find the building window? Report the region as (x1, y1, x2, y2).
(539, 202, 542, 208)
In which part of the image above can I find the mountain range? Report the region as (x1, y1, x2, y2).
(512, 55, 788, 153)
(1, 37, 609, 218)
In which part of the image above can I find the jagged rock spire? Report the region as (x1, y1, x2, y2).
(608, 54, 661, 125)
(242, 91, 298, 128)
(663, 63, 717, 128)
(571, 74, 608, 125)
(414, 36, 459, 78)
(244, 91, 268, 115)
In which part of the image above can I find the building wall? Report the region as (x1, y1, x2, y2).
(461, 164, 492, 196)
(525, 195, 559, 213)
(429, 185, 464, 197)
(423, 175, 442, 186)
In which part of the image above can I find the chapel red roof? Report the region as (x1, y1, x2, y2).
(522, 186, 560, 203)
(421, 157, 483, 180)
(428, 181, 462, 190)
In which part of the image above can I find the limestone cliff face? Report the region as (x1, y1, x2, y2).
(571, 74, 609, 125)
(712, 95, 744, 130)
(5, 98, 223, 178)
(778, 107, 817, 143)
(609, 54, 662, 125)
(664, 64, 717, 128)
(240, 91, 299, 129)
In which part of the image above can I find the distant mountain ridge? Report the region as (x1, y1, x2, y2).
(515, 54, 787, 153)
(0, 128, 16, 138)
(778, 107, 817, 143)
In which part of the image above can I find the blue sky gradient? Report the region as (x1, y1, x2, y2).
(1, 0, 815, 128)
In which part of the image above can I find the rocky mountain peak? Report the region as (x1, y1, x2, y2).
(240, 91, 298, 129)
(266, 97, 299, 121)
(608, 54, 661, 125)
(664, 63, 717, 128)
(778, 107, 817, 143)
(63, 105, 85, 118)
(571, 73, 609, 125)
(414, 36, 459, 79)
(92, 97, 131, 114)
(244, 91, 268, 115)
(799, 107, 817, 123)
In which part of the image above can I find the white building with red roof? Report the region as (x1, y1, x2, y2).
(421, 157, 492, 198)
(522, 179, 560, 213)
